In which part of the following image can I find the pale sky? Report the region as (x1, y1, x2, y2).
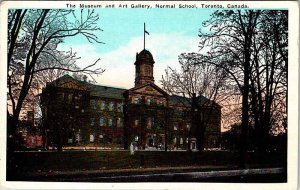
(58, 9, 215, 89)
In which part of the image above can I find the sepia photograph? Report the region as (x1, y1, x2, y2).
(1, 1, 298, 189)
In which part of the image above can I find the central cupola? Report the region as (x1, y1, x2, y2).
(134, 49, 155, 87)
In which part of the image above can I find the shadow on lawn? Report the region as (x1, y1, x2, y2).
(7, 150, 286, 182)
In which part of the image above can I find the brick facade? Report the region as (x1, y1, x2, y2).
(41, 49, 221, 150)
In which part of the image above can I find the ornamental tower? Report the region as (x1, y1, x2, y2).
(134, 49, 155, 87)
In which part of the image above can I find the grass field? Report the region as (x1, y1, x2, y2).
(9, 150, 286, 174)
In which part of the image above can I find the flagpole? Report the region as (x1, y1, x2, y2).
(144, 22, 145, 50)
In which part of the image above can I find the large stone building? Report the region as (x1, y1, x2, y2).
(41, 49, 221, 150)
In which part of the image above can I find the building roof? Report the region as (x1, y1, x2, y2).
(48, 75, 219, 107)
(135, 49, 155, 65)
(126, 82, 169, 97)
(169, 95, 211, 107)
(47, 74, 127, 99)
(87, 83, 126, 99)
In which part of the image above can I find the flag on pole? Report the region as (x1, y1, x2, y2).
(144, 22, 149, 35)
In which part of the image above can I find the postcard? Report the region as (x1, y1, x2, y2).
(0, 1, 298, 189)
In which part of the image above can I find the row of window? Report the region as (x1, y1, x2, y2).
(90, 117, 123, 127)
(133, 117, 155, 129)
(68, 133, 112, 143)
(131, 96, 165, 106)
(69, 134, 189, 145)
(173, 123, 190, 131)
(90, 100, 123, 112)
(57, 92, 83, 102)
(173, 137, 189, 145)
(74, 135, 188, 144)
(132, 119, 190, 131)
(89, 134, 106, 142)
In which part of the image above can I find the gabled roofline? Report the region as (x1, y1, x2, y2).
(125, 83, 169, 97)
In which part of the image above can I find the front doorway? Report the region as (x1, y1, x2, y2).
(190, 138, 197, 151)
(148, 138, 154, 147)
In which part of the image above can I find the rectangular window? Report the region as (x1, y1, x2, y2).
(117, 103, 123, 112)
(101, 101, 106, 110)
(180, 123, 184, 130)
(146, 98, 151, 105)
(109, 102, 114, 111)
(133, 97, 140, 104)
(134, 120, 139, 126)
(100, 117, 106, 126)
(147, 117, 153, 129)
(180, 138, 183, 145)
(67, 93, 73, 102)
(173, 123, 178, 130)
(186, 124, 190, 130)
(75, 131, 81, 142)
(90, 118, 95, 126)
(117, 117, 122, 127)
(90, 100, 96, 110)
(90, 134, 94, 142)
(108, 118, 113, 127)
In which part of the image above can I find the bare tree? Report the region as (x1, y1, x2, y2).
(161, 53, 227, 151)
(248, 10, 287, 152)
(195, 10, 287, 165)
(7, 9, 104, 152)
(195, 10, 262, 167)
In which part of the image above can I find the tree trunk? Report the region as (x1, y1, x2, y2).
(239, 44, 251, 169)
